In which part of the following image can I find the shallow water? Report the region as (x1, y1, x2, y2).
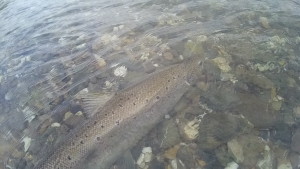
(1, 0, 300, 168)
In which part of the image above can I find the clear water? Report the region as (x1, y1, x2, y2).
(0, 0, 300, 168)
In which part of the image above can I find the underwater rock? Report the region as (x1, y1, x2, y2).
(201, 82, 240, 111)
(64, 111, 85, 128)
(269, 123, 292, 145)
(256, 145, 276, 169)
(224, 161, 239, 169)
(259, 17, 270, 29)
(94, 54, 107, 68)
(114, 65, 127, 77)
(232, 93, 279, 128)
(63, 111, 73, 121)
(291, 129, 300, 154)
(289, 152, 300, 169)
(212, 57, 231, 73)
(227, 134, 266, 168)
(277, 158, 293, 169)
(137, 147, 153, 169)
(163, 52, 174, 61)
(92, 37, 103, 52)
(176, 144, 198, 169)
(22, 136, 32, 152)
(157, 119, 181, 149)
(293, 106, 300, 119)
(215, 144, 234, 167)
(163, 144, 181, 160)
(195, 112, 253, 149)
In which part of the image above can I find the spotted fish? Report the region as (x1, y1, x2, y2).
(34, 56, 204, 169)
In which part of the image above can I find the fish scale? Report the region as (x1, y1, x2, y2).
(34, 57, 204, 169)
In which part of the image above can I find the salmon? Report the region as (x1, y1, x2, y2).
(34, 56, 204, 169)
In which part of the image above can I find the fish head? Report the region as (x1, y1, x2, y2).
(182, 56, 206, 85)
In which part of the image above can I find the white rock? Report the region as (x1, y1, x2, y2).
(94, 55, 106, 67)
(137, 153, 145, 167)
(51, 122, 61, 127)
(23, 106, 36, 122)
(170, 159, 178, 169)
(228, 139, 244, 163)
(22, 136, 31, 152)
(142, 147, 152, 153)
(278, 161, 293, 169)
(64, 112, 73, 121)
(144, 153, 152, 163)
(225, 161, 239, 169)
(114, 65, 127, 77)
(75, 111, 83, 116)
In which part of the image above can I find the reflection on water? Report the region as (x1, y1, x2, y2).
(0, 0, 300, 168)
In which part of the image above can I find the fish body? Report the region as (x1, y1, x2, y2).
(34, 57, 203, 169)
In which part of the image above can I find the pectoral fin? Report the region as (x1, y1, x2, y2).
(81, 92, 114, 117)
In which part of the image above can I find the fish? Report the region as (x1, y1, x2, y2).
(34, 56, 204, 169)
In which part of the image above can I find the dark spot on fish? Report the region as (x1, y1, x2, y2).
(101, 125, 104, 128)
(177, 75, 180, 77)
(105, 114, 108, 116)
(94, 121, 97, 125)
(166, 87, 168, 90)
(97, 137, 100, 141)
(173, 77, 176, 79)
(85, 134, 88, 137)
(80, 141, 84, 144)
(67, 156, 72, 160)
(119, 104, 123, 107)
(87, 125, 90, 128)
(133, 116, 136, 119)
(168, 79, 171, 82)
(72, 142, 75, 146)
(136, 97, 138, 99)
(145, 99, 149, 102)
(133, 102, 136, 105)
(131, 93, 134, 96)
(120, 98, 123, 101)
(156, 96, 160, 99)
(75, 134, 78, 137)
(116, 120, 120, 125)
(127, 97, 130, 100)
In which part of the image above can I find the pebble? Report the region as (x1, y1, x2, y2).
(225, 161, 239, 169)
(259, 17, 270, 29)
(293, 106, 300, 119)
(289, 152, 300, 169)
(51, 122, 61, 127)
(256, 145, 275, 169)
(63, 111, 73, 121)
(164, 145, 181, 160)
(277, 159, 293, 169)
(4, 90, 13, 100)
(137, 147, 153, 169)
(92, 37, 102, 51)
(227, 139, 244, 163)
(158, 119, 181, 149)
(94, 55, 107, 68)
(163, 52, 174, 60)
(212, 57, 231, 73)
(114, 65, 127, 77)
(227, 134, 266, 167)
(22, 136, 32, 152)
(291, 128, 300, 154)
